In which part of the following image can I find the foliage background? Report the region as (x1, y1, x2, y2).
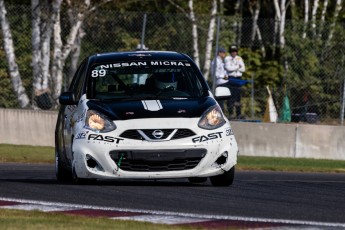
(1, 1, 345, 124)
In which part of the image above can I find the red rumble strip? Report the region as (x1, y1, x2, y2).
(1, 197, 344, 229)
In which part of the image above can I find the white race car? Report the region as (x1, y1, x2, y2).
(55, 51, 238, 186)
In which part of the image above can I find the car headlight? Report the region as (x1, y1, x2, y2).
(85, 110, 116, 133)
(198, 105, 226, 130)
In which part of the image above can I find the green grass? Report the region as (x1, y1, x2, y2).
(238, 155, 345, 173)
(1, 144, 345, 173)
(0, 144, 54, 163)
(0, 209, 194, 230)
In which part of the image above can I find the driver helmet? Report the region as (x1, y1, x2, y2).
(153, 73, 177, 90)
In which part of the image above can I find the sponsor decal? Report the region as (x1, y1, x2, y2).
(91, 61, 192, 78)
(225, 128, 234, 136)
(88, 134, 124, 144)
(100, 62, 147, 68)
(76, 131, 89, 139)
(78, 98, 84, 106)
(192, 132, 223, 143)
(150, 61, 191, 66)
(76, 109, 86, 123)
(66, 105, 77, 112)
(98, 61, 191, 68)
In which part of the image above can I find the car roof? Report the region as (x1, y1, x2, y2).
(87, 51, 192, 64)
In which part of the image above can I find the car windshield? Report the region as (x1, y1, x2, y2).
(89, 60, 206, 100)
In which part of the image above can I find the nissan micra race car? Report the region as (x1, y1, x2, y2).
(55, 51, 238, 186)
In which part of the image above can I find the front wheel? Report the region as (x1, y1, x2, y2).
(188, 177, 208, 184)
(72, 164, 96, 185)
(210, 166, 235, 187)
(55, 150, 72, 182)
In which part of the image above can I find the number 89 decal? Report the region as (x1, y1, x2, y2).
(91, 69, 107, 78)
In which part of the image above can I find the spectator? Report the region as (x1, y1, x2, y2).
(224, 45, 246, 119)
(211, 47, 228, 112)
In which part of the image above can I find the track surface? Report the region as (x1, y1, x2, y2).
(0, 163, 345, 228)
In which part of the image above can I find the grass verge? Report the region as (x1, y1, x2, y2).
(1, 144, 345, 173)
(0, 144, 53, 163)
(0, 209, 192, 230)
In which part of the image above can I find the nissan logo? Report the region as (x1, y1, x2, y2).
(152, 130, 164, 139)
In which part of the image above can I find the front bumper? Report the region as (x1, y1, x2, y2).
(72, 118, 238, 180)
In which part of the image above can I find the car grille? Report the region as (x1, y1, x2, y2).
(109, 149, 206, 172)
(119, 129, 196, 141)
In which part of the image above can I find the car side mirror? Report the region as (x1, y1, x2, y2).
(59, 92, 77, 105)
(214, 86, 231, 100)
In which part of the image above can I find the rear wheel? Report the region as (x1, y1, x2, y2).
(210, 166, 235, 187)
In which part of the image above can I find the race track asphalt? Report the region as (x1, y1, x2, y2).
(0, 163, 345, 227)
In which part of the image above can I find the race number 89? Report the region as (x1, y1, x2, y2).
(91, 69, 106, 77)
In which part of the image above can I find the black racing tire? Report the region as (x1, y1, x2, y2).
(188, 177, 208, 184)
(55, 150, 72, 182)
(210, 166, 235, 187)
(72, 165, 96, 185)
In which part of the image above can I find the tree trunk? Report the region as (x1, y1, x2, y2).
(302, 0, 309, 38)
(0, 0, 30, 108)
(234, 0, 243, 45)
(31, 0, 43, 94)
(326, 0, 342, 46)
(202, 0, 217, 81)
(318, 0, 329, 38)
(51, 2, 63, 101)
(249, 0, 260, 47)
(311, 0, 319, 37)
(52, 0, 85, 100)
(279, 0, 287, 49)
(188, 0, 200, 68)
(68, 29, 84, 88)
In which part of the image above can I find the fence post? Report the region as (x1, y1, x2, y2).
(341, 78, 345, 125)
(140, 13, 147, 50)
(211, 16, 221, 94)
(251, 72, 255, 118)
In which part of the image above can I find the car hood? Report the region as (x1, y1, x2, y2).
(86, 97, 217, 120)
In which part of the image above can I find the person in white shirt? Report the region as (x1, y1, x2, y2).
(212, 47, 228, 85)
(224, 45, 246, 119)
(211, 47, 228, 112)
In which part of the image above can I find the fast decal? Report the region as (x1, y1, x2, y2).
(225, 128, 234, 136)
(88, 134, 124, 144)
(76, 131, 89, 139)
(192, 132, 223, 143)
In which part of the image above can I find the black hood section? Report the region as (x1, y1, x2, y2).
(86, 97, 217, 120)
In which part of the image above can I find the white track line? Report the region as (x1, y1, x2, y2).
(1, 197, 345, 228)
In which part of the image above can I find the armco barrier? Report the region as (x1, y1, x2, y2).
(1, 109, 345, 160)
